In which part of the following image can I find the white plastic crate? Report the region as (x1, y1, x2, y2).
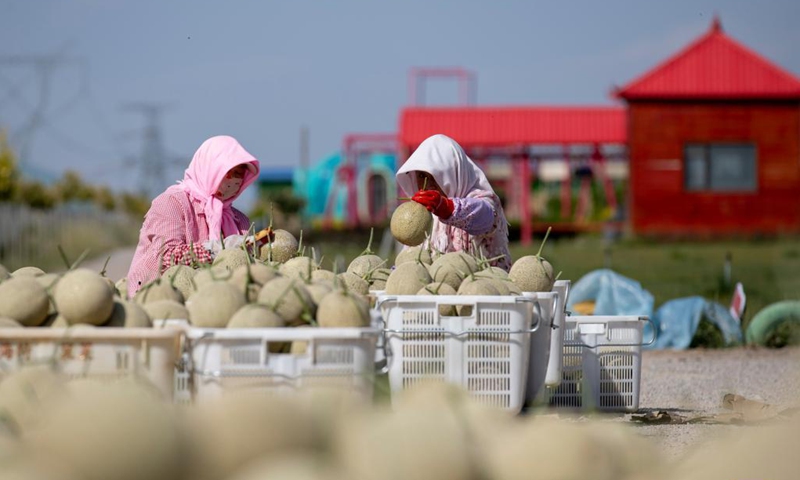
(0, 328, 183, 400)
(546, 315, 653, 412)
(521, 285, 566, 406)
(179, 327, 380, 404)
(377, 294, 544, 413)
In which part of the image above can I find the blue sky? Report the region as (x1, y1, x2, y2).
(1, 0, 798, 208)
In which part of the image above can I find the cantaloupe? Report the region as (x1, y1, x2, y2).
(0, 276, 50, 326)
(463, 274, 511, 295)
(228, 304, 285, 329)
(417, 282, 458, 316)
(395, 246, 433, 266)
(11, 266, 45, 277)
(316, 290, 370, 328)
(0, 365, 66, 436)
(161, 264, 196, 300)
(311, 269, 336, 283)
(133, 278, 184, 305)
(508, 227, 555, 293)
(53, 268, 114, 325)
(457, 278, 500, 296)
(289, 325, 313, 355)
(384, 262, 432, 295)
(48, 314, 70, 328)
(224, 454, 343, 480)
(336, 408, 473, 480)
(142, 300, 190, 323)
(29, 380, 183, 480)
(336, 272, 370, 296)
(366, 268, 391, 291)
(105, 300, 152, 328)
(347, 228, 387, 278)
(428, 252, 478, 291)
(35, 273, 60, 315)
(259, 229, 299, 263)
(257, 277, 315, 325)
(187, 281, 245, 328)
(347, 255, 385, 279)
(184, 393, 318, 480)
(483, 417, 660, 480)
(390, 201, 432, 247)
(456, 279, 500, 315)
(508, 255, 554, 292)
(191, 265, 233, 291)
(0, 317, 23, 328)
(114, 277, 129, 299)
(306, 282, 333, 309)
(0, 263, 10, 281)
(213, 247, 251, 272)
(279, 256, 317, 283)
(230, 262, 279, 288)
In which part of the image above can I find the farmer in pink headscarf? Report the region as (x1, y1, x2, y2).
(126, 135, 261, 297)
(396, 134, 511, 271)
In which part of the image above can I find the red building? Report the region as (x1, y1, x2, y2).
(617, 17, 800, 236)
(397, 18, 800, 239)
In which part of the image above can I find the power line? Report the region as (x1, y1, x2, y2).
(0, 51, 87, 168)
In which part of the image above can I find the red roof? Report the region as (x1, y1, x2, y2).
(399, 106, 627, 147)
(616, 18, 800, 100)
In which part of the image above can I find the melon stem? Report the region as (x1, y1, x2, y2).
(359, 227, 375, 256)
(536, 226, 552, 258)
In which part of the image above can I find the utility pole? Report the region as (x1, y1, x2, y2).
(300, 125, 309, 170)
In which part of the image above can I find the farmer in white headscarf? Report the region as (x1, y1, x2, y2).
(395, 134, 511, 270)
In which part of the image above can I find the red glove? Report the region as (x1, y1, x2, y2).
(412, 190, 454, 219)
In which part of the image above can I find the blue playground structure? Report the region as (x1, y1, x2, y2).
(293, 151, 397, 229)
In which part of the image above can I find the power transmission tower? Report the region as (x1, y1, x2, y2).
(121, 102, 175, 199)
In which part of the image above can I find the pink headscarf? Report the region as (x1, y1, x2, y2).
(168, 135, 260, 240)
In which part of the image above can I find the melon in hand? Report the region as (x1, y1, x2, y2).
(390, 201, 432, 247)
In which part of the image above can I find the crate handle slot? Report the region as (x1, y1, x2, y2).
(569, 316, 658, 348)
(193, 369, 364, 380)
(383, 326, 540, 336)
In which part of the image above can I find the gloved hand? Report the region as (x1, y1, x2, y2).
(202, 234, 256, 259)
(412, 190, 454, 219)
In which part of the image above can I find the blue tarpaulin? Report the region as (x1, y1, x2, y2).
(567, 269, 743, 349)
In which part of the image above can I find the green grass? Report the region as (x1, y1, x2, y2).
(305, 230, 800, 334)
(523, 235, 800, 332)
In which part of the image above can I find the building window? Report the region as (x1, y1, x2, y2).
(684, 144, 757, 192)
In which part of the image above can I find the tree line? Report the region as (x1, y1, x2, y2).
(0, 130, 150, 217)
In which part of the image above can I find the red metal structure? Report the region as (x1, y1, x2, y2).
(616, 17, 800, 236)
(408, 67, 477, 106)
(324, 133, 398, 229)
(398, 107, 627, 244)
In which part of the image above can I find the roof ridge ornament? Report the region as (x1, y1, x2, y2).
(711, 14, 723, 34)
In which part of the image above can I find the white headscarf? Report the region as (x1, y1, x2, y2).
(396, 134, 494, 198)
(396, 134, 510, 265)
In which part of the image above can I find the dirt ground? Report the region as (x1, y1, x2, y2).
(574, 346, 800, 460)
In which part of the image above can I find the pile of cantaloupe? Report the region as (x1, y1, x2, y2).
(3, 367, 795, 480)
(0, 262, 141, 329)
(0, 228, 376, 334)
(383, 226, 558, 298)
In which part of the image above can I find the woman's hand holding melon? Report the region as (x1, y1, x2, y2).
(412, 190, 454, 219)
